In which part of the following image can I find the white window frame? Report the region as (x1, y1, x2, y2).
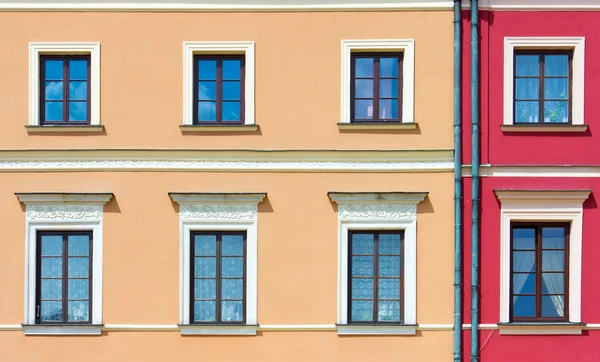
(16, 193, 112, 336)
(170, 193, 265, 335)
(182, 41, 255, 126)
(503, 37, 585, 126)
(29, 42, 101, 126)
(340, 39, 415, 124)
(496, 190, 590, 335)
(329, 192, 427, 335)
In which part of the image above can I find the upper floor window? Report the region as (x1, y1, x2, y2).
(194, 55, 245, 124)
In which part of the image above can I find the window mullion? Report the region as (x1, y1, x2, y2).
(373, 232, 379, 323)
(63, 234, 68, 323)
(539, 55, 545, 124)
(374, 58, 380, 121)
(216, 233, 222, 323)
(216, 59, 223, 123)
(536, 226, 542, 319)
(64, 59, 69, 123)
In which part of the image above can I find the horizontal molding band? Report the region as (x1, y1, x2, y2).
(462, 165, 600, 178)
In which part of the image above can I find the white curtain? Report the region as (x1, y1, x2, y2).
(513, 252, 535, 300)
(542, 253, 565, 317)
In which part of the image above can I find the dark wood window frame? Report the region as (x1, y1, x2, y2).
(348, 230, 404, 324)
(510, 222, 569, 322)
(193, 55, 245, 125)
(35, 231, 93, 324)
(40, 55, 91, 125)
(190, 231, 247, 324)
(350, 52, 403, 123)
(513, 50, 573, 124)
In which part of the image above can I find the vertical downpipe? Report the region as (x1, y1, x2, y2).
(470, 0, 480, 362)
(452, 1, 463, 362)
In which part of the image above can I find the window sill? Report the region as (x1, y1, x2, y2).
(337, 122, 418, 131)
(22, 324, 103, 336)
(336, 324, 417, 335)
(26, 125, 105, 133)
(497, 322, 585, 335)
(178, 324, 257, 336)
(501, 124, 588, 133)
(180, 124, 259, 133)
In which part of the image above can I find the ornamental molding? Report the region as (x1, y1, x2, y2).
(338, 203, 416, 220)
(179, 204, 257, 221)
(26, 204, 103, 221)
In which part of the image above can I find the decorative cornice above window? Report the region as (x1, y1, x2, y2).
(169, 192, 266, 204)
(494, 189, 592, 204)
(328, 191, 428, 204)
(15, 192, 114, 205)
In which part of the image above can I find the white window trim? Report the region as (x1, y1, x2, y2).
(170, 192, 265, 336)
(340, 39, 415, 124)
(496, 190, 591, 335)
(29, 42, 101, 126)
(182, 41, 255, 126)
(503, 37, 585, 126)
(329, 192, 427, 335)
(16, 192, 113, 336)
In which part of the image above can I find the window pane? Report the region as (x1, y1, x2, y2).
(512, 228, 535, 250)
(41, 258, 62, 278)
(222, 257, 244, 278)
(354, 99, 373, 119)
(544, 78, 568, 100)
(69, 60, 88, 80)
(68, 81, 87, 101)
(351, 300, 373, 321)
(515, 55, 540, 76)
(222, 301, 243, 321)
(355, 58, 374, 78)
(512, 295, 536, 317)
(68, 279, 89, 299)
(512, 273, 535, 294)
(45, 81, 63, 100)
(40, 301, 62, 321)
(194, 301, 216, 321)
(41, 279, 62, 299)
(198, 60, 217, 80)
(68, 301, 89, 321)
(542, 228, 565, 249)
(352, 233, 374, 255)
(69, 102, 88, 121)
(198, 102, 216, 121)
(378, 301, 400, 322)
(378, 279, 400, 299)
(45, 60, 64, 80)
(545, 55, 569, 76)
(223, 60, 241, 80)
(380, 57, 399, 78)
(223, 81, 241, 101)
(542, 273, 564, 294)
(379, 234, 401, 255)
(198, 81, 216, 101)
(351, 256, 374, 277)
(515, 78, 539, 100)
(512, 251, 535, 272)
(44, 102, 63, 122)
(222, 235, 244, 256)
(379, 79, 398, 98)
(379, 100, 398, 119)
(68, 258, 89, 278)
(379, 256, 401, 277)
(195, 279, 216, 299)
(195, 257, 216, 277)
(542, 295, 565, 317)
(68, 235, 90, 256)
(351, 278, 373, 299)
(222, 279, 243, 299)
(355, 79, 373, 98)
(195, 235, 216, 256)
(222, 101, 241, 122)
(542, 251, 565, 271)
(41, 235, 63, 256)
(515, 101, 539, 123)
(544, 101, 569, 123)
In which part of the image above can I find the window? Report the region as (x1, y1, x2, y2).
(191, 232, 246, 324)
(194, 56, 245, 124)
(514, 51, 572, 124)
(351, 54, 402, 122)
(510, 223, 568, 322)
(36, 231, 93, 324)
(348, 231, 403, 324)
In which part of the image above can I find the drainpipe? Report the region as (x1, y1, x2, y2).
(470, 0, 480, 362)
(452, 1, 463, 362)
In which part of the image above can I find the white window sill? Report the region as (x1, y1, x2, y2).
(337, 122, 418, 131)
(22, 324, 103, 336)
(336, 324, 417, 335)
(497, 322, 585, 335)
(179, 324, 257, 336)
(25, 125, 105, 133)
(501, 124, 588, 133)
(179, 124, 259, 133)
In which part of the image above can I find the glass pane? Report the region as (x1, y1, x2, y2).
(379, 256, 401, 277)
(545, 55, 569, 76)
(379, 100, 398, 119)
(41, 235, 63, 256)
(512, 228, 535, 250)
(222, 257, 244, 277)
(379, 233, 401, 254)
(355, 79, 373, 98)
(542, 228, 565, 249)
(198, 81, 216, 101)
(380, 57, 399, 78)
(515, 101, 539, 123)
(45, 60, 63, 80)
(222, 301, 243, 321)
(195, 279, 216, 299)
(542, 295, 564, 317)
(68, 235, 90, 256)
(354, 99, 373, 119)
(515, 78, 539, 100)
(68, 279, 89, 299)
(512, 251, 535, 272)
(194, 235, 216, 256)
(195, 257, 216, 277)
(198, 102, 216, 121)
(69, 60, 88, 80)
(223, 81, 241, 101)
(222, 101, 241, 122)
(512, 295, 536, 317)
(222, 235, 244, 256)
(194, 301, 216, 321)
(69, 102, 88, 121)
(44, 102, 63, 122)
(68, 301, 89, 321)
(378, 301, 401, 321)
(223, 60, 241, 80)
(542, 273, 564, 294)
(351, 233, 374, 255)
(222, 279, 243, 299)
(351, 256, 374, 277)
(351, 300, 373, 321)
(40, 301, 62, 321)
(515, 55, 540, 76)
(512, 273, 535, 294)
(542, 251, 565, 271)
(45, 81, 63, 100)
(41, 258, 62, 278)
(378, 278, 400, 299)
(68, 258, 89, 278)
(355, 58, 374, 78)
(544, 78, 568, 100)
(198, 60, 217, 80)
(41, 279, 62, 299)
(351, 278, 373, 299)
(380, 79, 398, 98)
(544, 101, 569, 123)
